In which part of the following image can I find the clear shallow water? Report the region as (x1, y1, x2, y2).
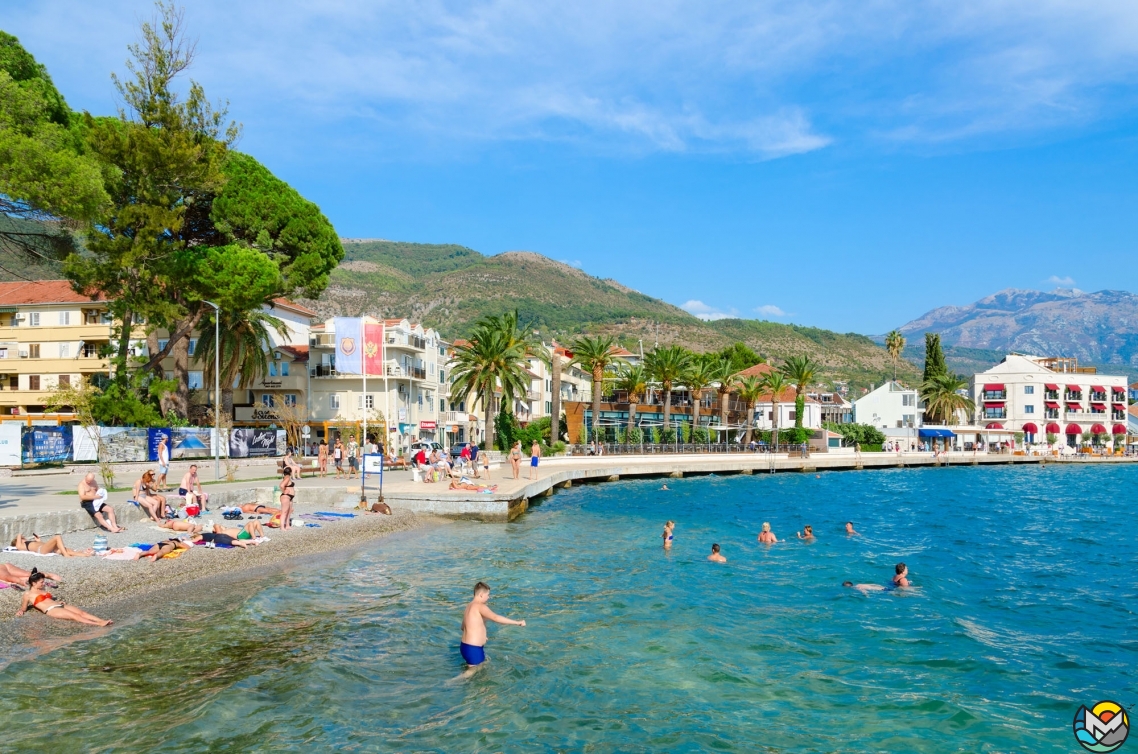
(2, 465, 1137, 752)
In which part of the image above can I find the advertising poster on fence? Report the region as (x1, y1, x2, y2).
(72, 426, 99, 462)
(99, 428, 150, 463)
(0, 423, 20, 466)
(21, 425, 72, 464)
(148, 428, 170, 462)
(229, 428, 279, 458)
(170, 427, 213, 459)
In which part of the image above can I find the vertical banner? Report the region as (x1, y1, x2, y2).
(334, 317, 362, 374)
(364, 321, 384, 375)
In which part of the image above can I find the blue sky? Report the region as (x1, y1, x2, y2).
(6, 1, 1138, 334)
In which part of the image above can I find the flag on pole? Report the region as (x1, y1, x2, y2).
(333, 318, 384, 375)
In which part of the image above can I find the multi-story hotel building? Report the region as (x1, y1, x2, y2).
(971, 354, 1129, 448)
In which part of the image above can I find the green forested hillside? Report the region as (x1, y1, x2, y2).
(304, 239, 919, 390)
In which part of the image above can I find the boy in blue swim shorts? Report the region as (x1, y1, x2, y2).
(460, 581, 526, 672)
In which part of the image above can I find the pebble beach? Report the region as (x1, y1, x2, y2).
(0, 502, 439, 646)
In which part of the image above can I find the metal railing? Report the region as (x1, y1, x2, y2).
(569, 442, 809, 456)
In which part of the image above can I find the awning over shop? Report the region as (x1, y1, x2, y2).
(1021, 422, 1039, 433)
(1091, 423, 1107, 434)
(983, 383, 1005, 391)
(1113, 424, 1128, 435)
(1045, 422, 1061, 433)
(1044, 383, 1059, 390)
(1066, 423, 1082, 434)
(985, 422, 1004, 429)
(918, 428, 956, 438)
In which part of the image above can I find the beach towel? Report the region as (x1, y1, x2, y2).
(2, 547, 57, 557)
(162, 548, 187, 559)
(251, 537, 270, 544)
(102, 547, 144, 560)
(314, 511, 356, 518)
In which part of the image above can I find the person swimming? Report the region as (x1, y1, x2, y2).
(662, 521, 675, 549)
(842, 581, 885, 594)
(845, 521, 860, 536)
(796, 525, 815, 541)
(707, 543, 726, 563)
(459, 581, 525, 676)
(660, 484, 670, 491)
(758, 522, 778, 544)
(892, 562, 911, 587)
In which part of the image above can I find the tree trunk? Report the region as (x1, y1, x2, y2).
(115, 309, 134, 382)
(550, 347, 561, 443)
(691, 389, 700, 437)
(663, 383, 672, 431)
(592, 368, 603, 443)
(484, 392, 495, 450)
(719, 390, 729, 443)
(795, 385, 805, 429)
(628, 399, 637, 439)
(222, 387, 234, 415)
(170, 331, 191, 419)
(745, 401, 754, 445)
(772, 399, 779, 451)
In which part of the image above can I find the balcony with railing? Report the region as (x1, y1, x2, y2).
(980, 390, 1006, 401)
(983, 408, 1007, 420)
(385, 333, 426, 351)
(526, 390, 541, 401)
(385, 361, 427, 379)
(310, 364, 336, 377)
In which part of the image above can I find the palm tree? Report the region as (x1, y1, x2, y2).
(683, 359, 717, 440)
(761, 372, 789, 450)
(736, 375, 765, 446)
(885, 330, 905, 381)
(613, 363, 649, 440)
(569, 335, 625, 443)
(780, 355, 818, 431)
(644, 345, 692, 434)
(919, 372, 975, 426)
(712, 357, 739, 442)
(196, 307, 289, 414)
(450, 311, 536, 450)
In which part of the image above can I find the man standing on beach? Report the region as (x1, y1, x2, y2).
(460, 581, 525, 673)
(156, 435, 170, 491)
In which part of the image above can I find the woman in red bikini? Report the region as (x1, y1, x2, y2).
(16, 569, 112, 626)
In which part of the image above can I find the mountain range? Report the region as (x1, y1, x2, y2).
(301, 239, 914, 388)
(898, 288, 1138, 370)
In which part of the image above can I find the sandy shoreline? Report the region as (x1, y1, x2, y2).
(0, 503, 443, 637)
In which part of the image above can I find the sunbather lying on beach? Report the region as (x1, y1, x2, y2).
(197, 531, 250, 549)
(211, 521, 266, 542)
(16, 569, 111, 626)
(140, 538, 192, 562)
(449, 480, 499, 492)
(239, 502, 280, 515)
(10, 533, 94, 557)
(0, 562, 61, 588)
(158, 519, 203, 536)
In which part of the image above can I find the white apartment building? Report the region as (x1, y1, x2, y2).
(853, 381, 921, 438)
(751, 387, 822, 431)
(306, 318, 447, 451)
(971, 354, 1129, 448)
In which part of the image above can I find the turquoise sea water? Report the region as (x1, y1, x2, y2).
(2, 465, 1136, 752)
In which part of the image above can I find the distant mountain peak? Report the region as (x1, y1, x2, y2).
(899, 287, 1138, 368)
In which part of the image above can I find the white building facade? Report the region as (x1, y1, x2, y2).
(971, 354, 1129, 449)
(853, 381, 921, 436)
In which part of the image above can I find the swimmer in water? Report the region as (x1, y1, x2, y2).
(662, 520, 675, 549)
(845, 521, 859, 536)
(757, 522, 778, 544)
(796, 525, 815, 541)
(843, 581, 885, 594)
(707, 543, 726, 563)
(459, 581, 525, 677)
(660, 484, 669, 491)
(892, 563, 911, 588)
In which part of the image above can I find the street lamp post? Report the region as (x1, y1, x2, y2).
(203, 301, 221, 481)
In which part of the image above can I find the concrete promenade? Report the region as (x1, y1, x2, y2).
(2, 450, 1133, 537)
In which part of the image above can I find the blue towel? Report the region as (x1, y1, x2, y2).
(314, 511, 356, 518)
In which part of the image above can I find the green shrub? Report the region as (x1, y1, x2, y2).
(661, 427, 677, 443)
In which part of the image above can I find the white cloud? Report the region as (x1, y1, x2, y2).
(682, 300, 738, 321)
(1046, 275, 1076, 286)
(9, 0, 1138, 158)
(754, 304, 788, 317)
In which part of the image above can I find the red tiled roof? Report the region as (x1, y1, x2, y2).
(0, 280, 106, 306)
(611, 347, 635, 356)
(270, 298, 318, 317)
(276, 345, 310, 363)
(756, 387, 817, 404)
(736, 363, 775, 378)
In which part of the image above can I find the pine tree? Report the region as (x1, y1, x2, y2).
(923, 333, 948, 382)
